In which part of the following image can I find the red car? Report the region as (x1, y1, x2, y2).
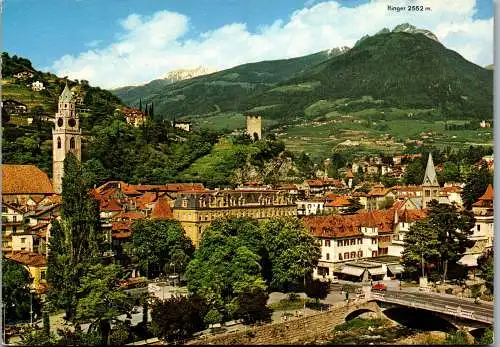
(372, 283, 387, 291)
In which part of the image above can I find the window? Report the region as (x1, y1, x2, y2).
(350, 239, 355, 246)
(350, 251, 356, 258)
(325, 240, 331, 247)
(339, 253, 343, 260)
(372, 238, 377, 244)
(337, 240, 342, 247)
(344, 252, 349, 259)
(357, 238, 362, 244)
(477, 224, 481, 231)
(41, 271, 46, 281)
(21, 237, 26, 244)
(12, 226, 16, 233)
(326, 253, 330, 260)
(372, 251, 378, 257)
(358, 250, 363, 258)
(57, 137, 61, 149)
(2, 206, 6, 213)
(425, 190, 431, 197)
(12, 216, 17, 222)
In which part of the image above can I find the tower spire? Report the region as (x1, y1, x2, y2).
(422, 152, 439, 186)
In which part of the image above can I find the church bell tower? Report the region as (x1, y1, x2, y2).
(421, 152, 440, 209)
(52, 83, 81, 194)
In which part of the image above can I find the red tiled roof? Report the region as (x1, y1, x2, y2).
(303, 209, 395, 238)
(442, 186, 462, 193)
(111, 221, 132, 231)
(2, 165, 54, 195)
(325, 195, 351, 207)
(277, 184, 298, 190)
(473, 184, 494, 207)
(100, 199, 123, 212)
(151, 198, 173, 220)
(398, 208, 427, 222)
(114, 211, 144, 220)
(8, 251, 47, 267)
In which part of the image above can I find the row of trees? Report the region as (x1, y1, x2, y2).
(402, 201, 475, 282)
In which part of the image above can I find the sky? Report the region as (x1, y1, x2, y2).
(3, 0, 494, 89)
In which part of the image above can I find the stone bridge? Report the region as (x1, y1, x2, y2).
(188, 299, 382, 345)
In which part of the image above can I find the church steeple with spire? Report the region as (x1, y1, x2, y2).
(52, 83, 81, 194)
(422, 152, 440, 208)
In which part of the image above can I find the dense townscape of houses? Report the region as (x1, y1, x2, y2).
(2, 86, 495, 295)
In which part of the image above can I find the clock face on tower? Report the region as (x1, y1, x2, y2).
(57, 118, 63, 127)
(68, 118, 76, 127)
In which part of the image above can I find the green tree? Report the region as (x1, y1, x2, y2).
(82, 158, 110, 188)
(404, 160, 425, 185)
(304, 278, 330, 304)
(427, 201, 475, 282)
(150, 295, 208, 342)
(401, 220, 441, 279)
(260, 217, 321, 292)
(204, 309, 222, 330)
(437, 161, 461, 184)
(130, 220, 194, 278)
(477, 327, 493, 345)
(47, 153, 103, 320)
(185, 218, 265, 318)
(344, 197, 363, 215)
(75, 264, 133, 346)
(477, 249, 493, 294)
(2, 257, 38, 322)
(20, 326, 58, 346)
(461, 165, 492, 210)
(234, 286, 272, 325)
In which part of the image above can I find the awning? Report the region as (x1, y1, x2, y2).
(458, 254, 480, 267)
(387, 265, 404, 275)
(367, 267, 386, 276)
(341, 266, 365, 277)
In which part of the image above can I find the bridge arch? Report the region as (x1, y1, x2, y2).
(345, 308, 378, 321)
(382, 306, 458, 333)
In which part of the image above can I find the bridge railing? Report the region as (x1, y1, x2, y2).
(371, 293, 493, 324)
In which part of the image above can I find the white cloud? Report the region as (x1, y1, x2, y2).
(51, 0, 493, 89)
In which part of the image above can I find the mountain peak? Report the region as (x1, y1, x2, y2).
(163, 66, 218, 82)
(392, 23, 439, 42)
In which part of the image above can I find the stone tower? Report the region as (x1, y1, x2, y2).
(246, 115, 262, 141)
(421, 152, 440, 209)
(52, 84, 81, 194)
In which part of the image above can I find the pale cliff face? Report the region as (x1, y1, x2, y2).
(163, 66, 218, 82)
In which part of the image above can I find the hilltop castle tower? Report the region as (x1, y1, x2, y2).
(52, 84, 81, 194)
(421, 152, 440, 209)
(246, 115, 262, 141)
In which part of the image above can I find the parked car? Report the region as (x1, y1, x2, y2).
(331, 276, 339, 284)
(372, 283, 387, 291)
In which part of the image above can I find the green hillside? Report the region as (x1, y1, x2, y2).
(111, 48, 345, 117)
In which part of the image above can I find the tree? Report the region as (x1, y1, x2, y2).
(401, 220, 441, 279)
(130, 220, 194, 278)
(477, 249, 493, 294)
(404, 160, 425, 185)
(47, 153, 103, 320)
(150, 295, 208, 342)
(305, 278, 330, 304)
(75, 264, 133, 345)
(185, 218, 265, 319)
(204, 309, 222, 330)
(461, 165, 492, 210)
(234, 286, 272, 325)
(477, 327, 493, 345)
(260, 217, 321, 292)
(82, 158, 109, 188)
(344, 197, 363, 215)
(2, 257, 38, 322)
(403, 201, 475, 281)
(427, 201, 475, 282)
(20, 326, 58, 346)
(437, 161, 461, 184)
